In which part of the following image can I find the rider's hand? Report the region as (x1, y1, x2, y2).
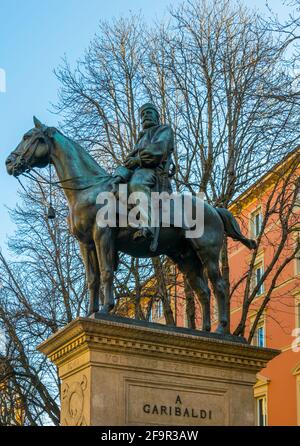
(124, 157, 139, 169)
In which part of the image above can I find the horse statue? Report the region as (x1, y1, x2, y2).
(5, 117, 256, 334)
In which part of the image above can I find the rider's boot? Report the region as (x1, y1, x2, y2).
(132, 185, 155, 241)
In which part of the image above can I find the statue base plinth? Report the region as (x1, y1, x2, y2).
(37, 315, 279, 426)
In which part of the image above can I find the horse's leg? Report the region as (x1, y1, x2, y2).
(94, 228, 116, 314)
(187, 216, 228, 334)
(169, 250, 211, 332)
(79, 242, 100, 315)
(204, 254, 229, 335)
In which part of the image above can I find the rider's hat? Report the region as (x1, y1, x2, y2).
(139, 102, 160, 119)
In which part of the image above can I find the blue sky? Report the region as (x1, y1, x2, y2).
(0, 0, 290, 253)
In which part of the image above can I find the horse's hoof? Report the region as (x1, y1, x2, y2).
(203, 324, 211, 332)
(87, 309, 99, 317)
(215, 323, 228, 335)
(99, 303, 115, 315)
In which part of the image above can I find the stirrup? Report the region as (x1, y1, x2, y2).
(133, 227, 154, 241)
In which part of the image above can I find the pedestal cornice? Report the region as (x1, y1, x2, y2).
(37, 315, 279, 373)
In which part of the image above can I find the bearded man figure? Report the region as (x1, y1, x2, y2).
(112, 103, 175, 245)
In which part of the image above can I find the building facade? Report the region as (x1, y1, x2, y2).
(148, 151, 300, 426)
(225, 152, 300, 426)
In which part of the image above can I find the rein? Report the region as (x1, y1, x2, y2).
(23, 170, 105, 191)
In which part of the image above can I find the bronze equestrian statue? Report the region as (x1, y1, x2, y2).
(5, 107, 256, 334)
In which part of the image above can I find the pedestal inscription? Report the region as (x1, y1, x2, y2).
(125, 380, 227, 425)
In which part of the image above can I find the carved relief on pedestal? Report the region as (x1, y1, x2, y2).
(61, 375, 87, 426)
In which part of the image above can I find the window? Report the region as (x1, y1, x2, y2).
(257, 325, 265, 347)
(293, 365, 300, 426)
(254, 375, 269, 426)
(252, 262, 264, 296)
(250, 208, 263, 238)
(213, 299, 218, 322)
(256, 396, 267, 426)
(166, 287, 171, 302)
(296, 250, 300, 276)
(149, 307, 153, 322)
(252, 319, 266, 347)
(150, 299, 164, 322)
(169, 264, 176, 275)
(296, 298, 300, 330)
(296, 375, 300, 426)
(184, 302, 188, 328)
(156, 300, 163, 319)
(256, 265, 264, 295)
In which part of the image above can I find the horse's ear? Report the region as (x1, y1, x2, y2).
(33, 116, 43, 129)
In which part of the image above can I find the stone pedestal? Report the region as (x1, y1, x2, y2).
(37, 315, 279, 426)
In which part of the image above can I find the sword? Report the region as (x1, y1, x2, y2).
(149, 154, 173, 252)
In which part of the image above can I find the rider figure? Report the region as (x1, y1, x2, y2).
(112, 102, 174, 241)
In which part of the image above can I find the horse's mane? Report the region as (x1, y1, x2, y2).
(56, 129, 111, 179)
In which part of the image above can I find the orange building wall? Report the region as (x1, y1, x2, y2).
(225, 182, 300, 426)
(159, 162, 300, 425)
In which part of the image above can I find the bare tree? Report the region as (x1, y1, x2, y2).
(54, 14, 147, 167)
(232, 151, 300, 340)
(142, 0, 300, 327)
(0, 180, 87, 425)
(2, 6, 300, 425)
(52, 1, 300, 330)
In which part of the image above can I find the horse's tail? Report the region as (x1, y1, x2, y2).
(216, 207, 257, 250)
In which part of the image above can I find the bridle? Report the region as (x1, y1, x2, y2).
(13, 129, 52, 176)
(13, 127, 109, 193)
